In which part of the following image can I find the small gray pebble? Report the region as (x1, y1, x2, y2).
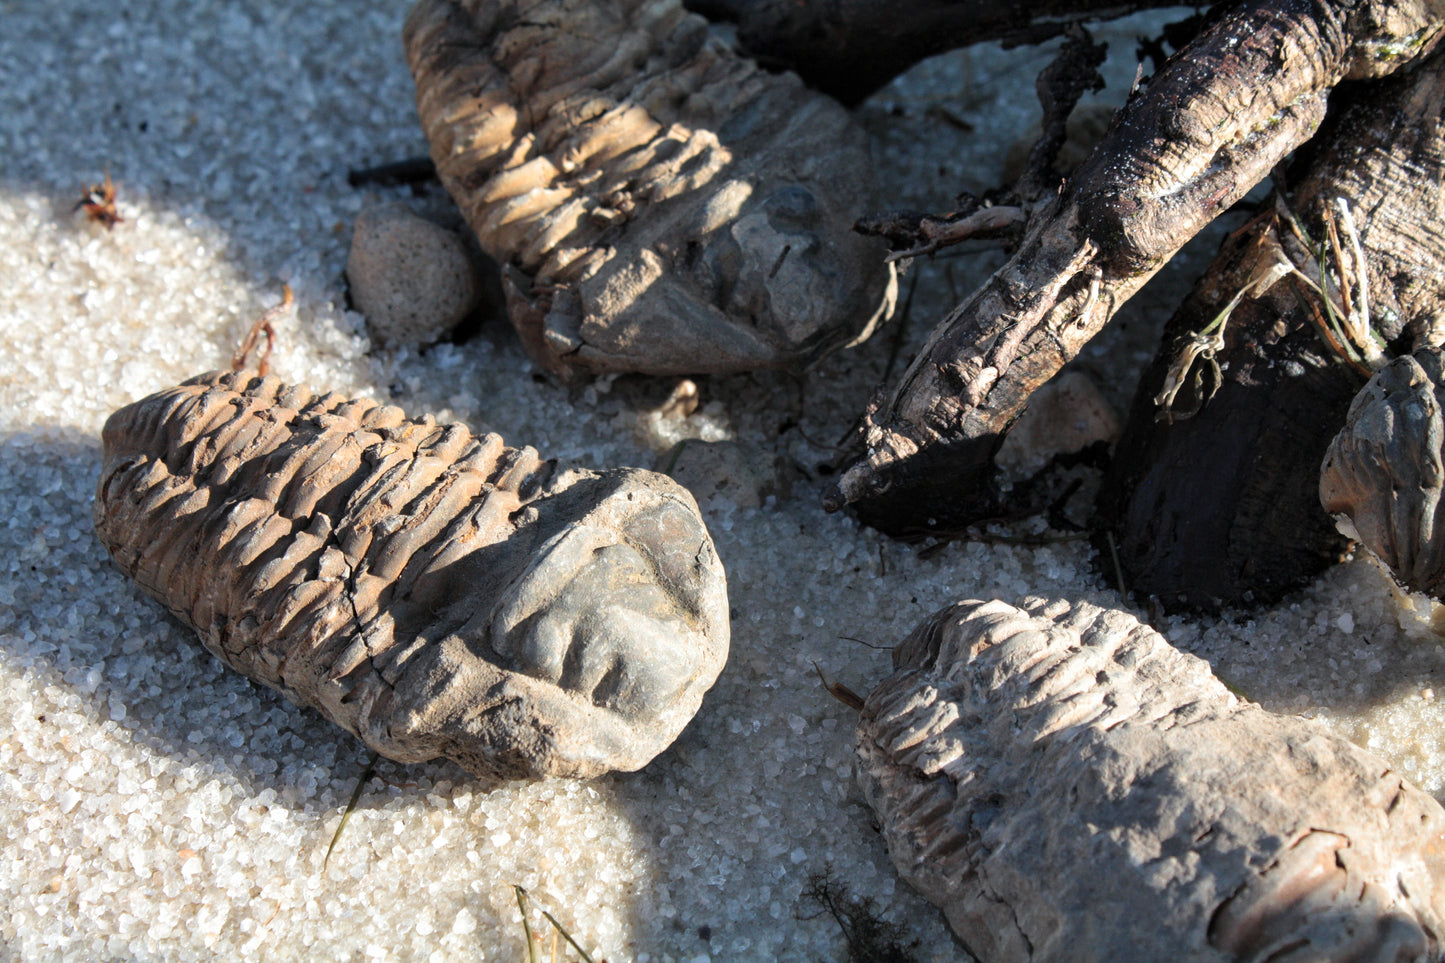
(347, 202, 479, 347)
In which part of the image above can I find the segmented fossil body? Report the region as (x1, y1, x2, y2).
(1322, 346, 1445, 599)
(856, 596, 1445, 962)
(94, 370, 730, 782)
(403, 0, 894, 378)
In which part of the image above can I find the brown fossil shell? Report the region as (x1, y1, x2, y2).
(856, 596, 1445, 962)
(1321, 347, 1445, 599)
(94, 370, 730, 783)
(402, 0, 895, 378)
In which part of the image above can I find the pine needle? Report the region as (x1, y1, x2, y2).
(323, 751, 377, 871)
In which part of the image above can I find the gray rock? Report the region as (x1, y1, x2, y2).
(347, 202, 479, 347)
(856, 596, 1445, 962)
(996, 369, 1120, 472)
(94, 369, 730, 784)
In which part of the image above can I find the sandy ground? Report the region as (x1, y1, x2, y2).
(4, 2, 1445, 961)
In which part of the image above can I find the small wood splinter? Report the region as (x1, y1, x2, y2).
(230, 285, 292, 376)
(74, 171, 123, 230)
(812, 660, 864, 712)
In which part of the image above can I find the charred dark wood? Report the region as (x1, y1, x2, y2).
(825, 0, 1445, 538)
(346, 156, 438, 189)
(684, 0, 1182, 105)
(1095, 228, 1362, 611)
(1098, 48, 1445, 611)
(854, 28, 1106, 263)
(1014, 26, 1108, 201)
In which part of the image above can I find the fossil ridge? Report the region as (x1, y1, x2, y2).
(94, 370, 730, 783)
(856, 596, 1445, 961)
(403, 0, 895, 377)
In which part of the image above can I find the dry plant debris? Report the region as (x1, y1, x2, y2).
(799, 867, 917, 963)
(1097, 41, 1445, 610)
(74, 170, 123, 229)
(807, 0, 1445, 550)
(93, 368, 729, 783)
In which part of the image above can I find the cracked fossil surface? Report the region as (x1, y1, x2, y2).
(1322, 346, 1445, 600)
(402, 0, 895, 379)
(93, 370, 730, 783)
(856, 596, 1445, 962)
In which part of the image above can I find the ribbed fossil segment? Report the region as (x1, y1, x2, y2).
(856, 597, 1445, 962)
(403, 0, 894, 377)
(94, 370, 729, 783)
(1322, 347, 1445, 599)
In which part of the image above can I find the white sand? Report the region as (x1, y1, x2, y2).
(4, 3, 1444, 961)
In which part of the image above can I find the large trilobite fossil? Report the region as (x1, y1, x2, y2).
(402, 0, 895, 378)
(856, 596, 1445, 961)
(94, 369, 730, 782)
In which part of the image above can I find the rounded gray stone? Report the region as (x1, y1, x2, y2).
(347, 202, 479, 347)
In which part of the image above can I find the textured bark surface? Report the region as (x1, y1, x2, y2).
(856, 596, 1445, 962)
(403, 0, 895, 379)
(1098, 49, 1445, 610)
(826, 0, 1445, 537)
(94, 370, 730, 783)
(1322, 347, 1445, 599)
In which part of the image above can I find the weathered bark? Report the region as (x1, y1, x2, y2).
(403, 0, 895, 380)
(856, 596, 1445, 961)
(1322, 347, 1445, 598)
(1098, 48, 1445, 610)
(94, 370, 730, 784)
(825, 0, 1445, 538)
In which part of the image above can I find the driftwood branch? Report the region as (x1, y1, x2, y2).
(826, 0, 1445, 537)
(1097, 43, 1445, 609)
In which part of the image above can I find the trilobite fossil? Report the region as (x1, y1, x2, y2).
(1321, 346, 1445, 600)
(94, 369, 730, 782)
(402, 0, 895, 378)
(856, 596, 1445, 962)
